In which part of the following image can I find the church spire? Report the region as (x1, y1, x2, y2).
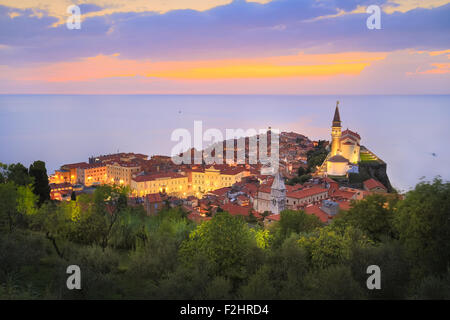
(332, 101, 341, 127)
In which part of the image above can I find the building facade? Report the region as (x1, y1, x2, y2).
(131, 172, 189, 197)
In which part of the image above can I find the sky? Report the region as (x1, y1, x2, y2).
(0, 0, 449, 94)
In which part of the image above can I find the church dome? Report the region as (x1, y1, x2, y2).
(328, 155, 349, 163)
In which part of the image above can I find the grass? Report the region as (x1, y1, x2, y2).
(360, 151, 379, 163)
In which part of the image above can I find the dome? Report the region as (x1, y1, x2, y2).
(328, 155, 349, 163)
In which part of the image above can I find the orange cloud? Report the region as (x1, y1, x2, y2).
(18, 51, 387, 82)
(414, 63, 450, 74)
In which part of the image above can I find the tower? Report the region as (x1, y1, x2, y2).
(270, 171, 286, 214)
(331, 101, 342, 156)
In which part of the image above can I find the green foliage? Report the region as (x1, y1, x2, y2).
(335, 194, 396, 241)
(0, 163, 6, 184)
(0, 182, 19, 231)
(5, 163, 33, 186)
(29, 161, 50, 206)
(349, 240, 411, 299)
(413, 269, 450, 300)
(302, 265, 366, 300)
(179, 212, 257, 280)
(250, 228, 272, 250)
(0, 165, 449, 300)
(287, 174, 312, 186)
(298, 225, 372, 269)
(297, 166, 307, 176)
(307, 142, 328, 173)
(271, 210, 323, 246)
(348, 172, 370, 184)
(394, 178, 450, 278)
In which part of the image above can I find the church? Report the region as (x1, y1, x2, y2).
(318, 102, 366, 177)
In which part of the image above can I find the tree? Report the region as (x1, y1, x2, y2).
(0, 183, 18, 231)
(349, 240, 411, 299)
(302, 265, 366, 300)
(29, 161, 50, 206)
(92, 185, 129, 250)
(31, 202, 72, 258)
(0, 162, 6, 183)
(298, 225, 371, 269)
(297, 166, 307, 176)
(394, 178, 450, 278)
(6, 163, 33, 186)
(272, 210, 323, 246)
(179, 212, 257, 280)
(16, 185, 38, 217)
(307, 142, 328, 173)
(335, 194, 396, 242)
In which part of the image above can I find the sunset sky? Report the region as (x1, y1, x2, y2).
(0, 0, 449, 94)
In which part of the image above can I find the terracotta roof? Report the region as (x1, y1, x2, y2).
(287, 187, 328, 199)
(108, 161, 141, 168)
(328, 155, 349, 163)
(209, 187, 231, 197)
(323, 177, 338, 185)
(242, 183, 258, 195)
(342, 129, 361, 140)
(84, 163, 108, 170)
(146, 193, 163, 203)
(337, 200, 352, 211)
(364, 178, 387, 191)
(304, 205, 329, 223)
(331, 189, 357, 200)
(62, 162, 89, 169)
(133, 172, 186, 182)
(286, 184, 303, 192)
(265, 214, 280, 222)
(220, 167, 246, 175)
(221, 203, 257, 217)
(188, 212, 212, 223)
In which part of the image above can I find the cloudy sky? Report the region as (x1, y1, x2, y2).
(0, 0, 449, 94)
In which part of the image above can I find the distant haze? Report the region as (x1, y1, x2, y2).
(1, 95, 449, 192)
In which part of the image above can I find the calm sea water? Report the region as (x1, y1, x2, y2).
(0, 95, 449, 192)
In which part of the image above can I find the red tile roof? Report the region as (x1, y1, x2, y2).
(146, 193, 163, 203)
(209, 187, 231, 197)
(364, 178, 387, 191)
(133, 172, 186, 182)
(337, 200, 352, 211)
(62, 162, 89, 169)
(287, 187, 328, 199)
(188, 212, 212, 223)
(331, 189, 357, 200)
(342, 129, 361, 140)
(265, 214, 280, 222)
(304, 205, 329, 223)
(221, 203, 259, 217)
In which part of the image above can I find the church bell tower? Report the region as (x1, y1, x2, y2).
(270, 171, 286, 215)
(331, 101, 342, 156)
